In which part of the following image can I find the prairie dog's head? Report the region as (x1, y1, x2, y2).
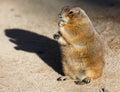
(58, 6, 87, 25)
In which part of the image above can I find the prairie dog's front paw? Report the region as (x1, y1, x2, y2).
(53, 34, 60, 40)
(53, 33, 67, 45)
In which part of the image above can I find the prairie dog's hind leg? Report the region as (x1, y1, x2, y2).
(75, 77, 91, 85)
(74, 71, 91, 85)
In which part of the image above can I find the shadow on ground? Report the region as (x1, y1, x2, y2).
(5, 29, 64, 75)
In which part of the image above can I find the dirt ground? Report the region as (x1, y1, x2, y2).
(0, 0, 120, 92)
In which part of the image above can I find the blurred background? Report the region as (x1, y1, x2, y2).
(0, 0, 120, 92)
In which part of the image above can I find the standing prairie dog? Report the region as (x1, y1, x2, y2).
(53, 6, 105, 84)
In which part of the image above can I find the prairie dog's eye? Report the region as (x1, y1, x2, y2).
(69, 11, 73, 15)
(68, 11, 74, 17)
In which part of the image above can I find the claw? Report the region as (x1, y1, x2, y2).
(53, 34, 60, 40)
(74, 80, 86, 85)
(57, 76, 69, 81)
(82, 78, 91, 84)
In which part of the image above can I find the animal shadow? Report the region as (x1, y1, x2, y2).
(5, 28, 63, 75)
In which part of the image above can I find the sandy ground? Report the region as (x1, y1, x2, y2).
(0, 0, 120, 92)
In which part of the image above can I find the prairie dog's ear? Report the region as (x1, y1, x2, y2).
(69, 7, 81, 14)
(61, 6, 70, 12)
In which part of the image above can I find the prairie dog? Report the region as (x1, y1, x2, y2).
(53, 6, 105, 84)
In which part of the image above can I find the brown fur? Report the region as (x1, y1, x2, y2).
(54, 6, 105, 84)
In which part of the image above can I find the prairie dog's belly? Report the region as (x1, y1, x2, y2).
(69, 59, 86, 71)
(63, 50, 87, 71)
